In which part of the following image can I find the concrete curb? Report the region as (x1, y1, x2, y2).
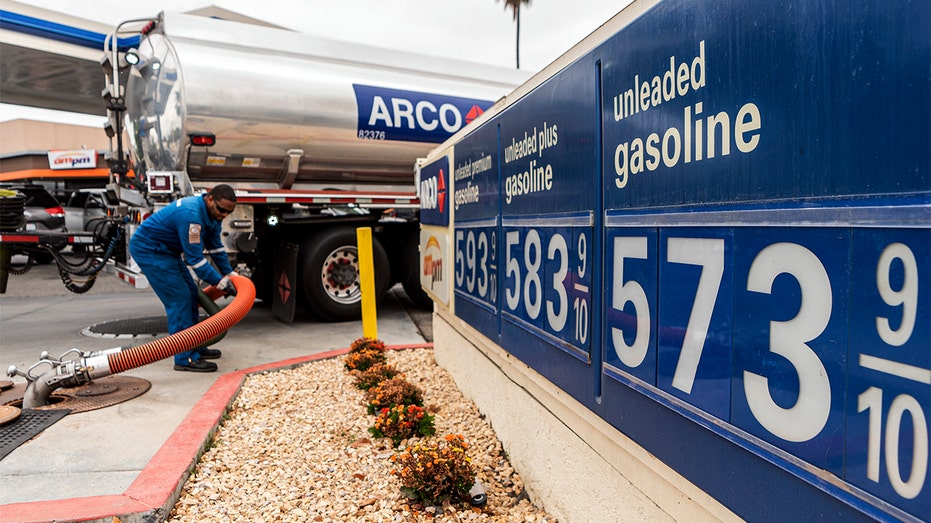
(0, 343, 433, 523)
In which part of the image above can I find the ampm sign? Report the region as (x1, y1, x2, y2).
(47, 149, 97, 170)
(353, 84, 492, 143)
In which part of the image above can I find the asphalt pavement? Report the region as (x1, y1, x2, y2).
(0, 262, 432, 522)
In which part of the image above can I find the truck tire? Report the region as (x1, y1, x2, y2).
(400, 234, 433, 309)
(300, 227, 390, 321)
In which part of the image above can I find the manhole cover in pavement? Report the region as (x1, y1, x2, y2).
(82, 315, 168, 338)
(82, 313, 208, 338)
(0, 375, 151, 414)
(74, 381, 120, 397)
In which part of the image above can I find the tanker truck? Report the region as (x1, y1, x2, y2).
(101, 11, 529, 321)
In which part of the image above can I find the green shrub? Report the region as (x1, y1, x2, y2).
(369, 403, 435, 446)
(390, 434, 475, 504)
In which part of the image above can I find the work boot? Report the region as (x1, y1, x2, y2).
(173, 359, 218, 372)
(198, 348, 222, 360)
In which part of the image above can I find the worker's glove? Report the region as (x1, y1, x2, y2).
(217, 274, 237, 296)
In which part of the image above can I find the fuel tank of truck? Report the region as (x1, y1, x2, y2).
(124, 12, 529, 190)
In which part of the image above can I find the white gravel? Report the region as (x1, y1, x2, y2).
(167, 347, 557, 522)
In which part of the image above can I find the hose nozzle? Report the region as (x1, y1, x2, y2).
(10, 348, 116, 409)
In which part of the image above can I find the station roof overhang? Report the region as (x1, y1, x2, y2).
(0, 1, 282, 116)
(0, 1, 126, 115)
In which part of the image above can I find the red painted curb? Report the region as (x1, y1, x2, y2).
(0, 495, 148, 523)
(0, 343, 433, 523)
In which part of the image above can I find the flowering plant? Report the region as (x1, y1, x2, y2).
(369, 404, 435, 446)
(365, 377, 424, 414)
(390, 434, 475, 504)
(351, 362, 400, 391)
(343, 337, 388, 371)
(343, 349, 386, 372)
(350, 337, 386, 353)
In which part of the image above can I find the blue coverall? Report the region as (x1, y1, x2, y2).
(129, 195, 233, 366)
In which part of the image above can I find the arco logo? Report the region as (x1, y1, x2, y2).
(465, 105, 484, 124)
(420, 170, 446, 213)
(353, 84, 494, 144)
(419, 156, 450, 226)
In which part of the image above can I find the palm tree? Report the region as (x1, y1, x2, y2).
(498, 0, 532, 69)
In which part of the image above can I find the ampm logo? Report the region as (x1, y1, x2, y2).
(353, 84, 492, 143)
(422, 236, 444, 290)
(47, 149, 97, 170)
(418, 156, 449, 226)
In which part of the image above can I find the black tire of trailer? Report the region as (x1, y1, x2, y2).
(400, 233, 433, 309)
(299, 227, 390, 322)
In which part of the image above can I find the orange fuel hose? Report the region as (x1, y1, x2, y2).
(107, 274, 255, 373)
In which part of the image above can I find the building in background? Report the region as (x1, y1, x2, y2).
(0, 119, 114, 200)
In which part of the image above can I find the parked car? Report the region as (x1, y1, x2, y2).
(63, 188, 119, 233)
(0, 184, 65, 232)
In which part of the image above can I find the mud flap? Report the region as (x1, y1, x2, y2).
(272, 242, 299, 322)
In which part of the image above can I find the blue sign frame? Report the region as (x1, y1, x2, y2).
(441, 0, 930, 520)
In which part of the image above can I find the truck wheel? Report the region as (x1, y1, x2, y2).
(400, 234, 433, 309)
(300, 228, 390, 321)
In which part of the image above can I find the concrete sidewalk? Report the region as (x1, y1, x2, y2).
(0, 274, 430, 522)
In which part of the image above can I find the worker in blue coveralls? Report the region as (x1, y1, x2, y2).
(129, 184, 239, 372)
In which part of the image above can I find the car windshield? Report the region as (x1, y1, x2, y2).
(67, 190, 115, 209)
(66, 192, 89, 207)
(5, 186, 60, 208)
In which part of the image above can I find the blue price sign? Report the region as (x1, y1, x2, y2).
(453, 123, 501, 337)
(433, 0, 929, 519)
(596, 3, 929, 516)
(502, 218, 593, 358)
(454, 221, 497, 308)
(602, 220, 930, 518)
(494, 57, 599, 365)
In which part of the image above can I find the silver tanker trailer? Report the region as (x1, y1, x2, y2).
(102, 11, 529, 321)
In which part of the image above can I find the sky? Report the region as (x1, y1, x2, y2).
(1, 0, 634, 126)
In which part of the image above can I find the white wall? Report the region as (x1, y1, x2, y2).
(432, 309, 742, 523)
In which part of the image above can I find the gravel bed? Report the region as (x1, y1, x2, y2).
(168, 347, 556, 522)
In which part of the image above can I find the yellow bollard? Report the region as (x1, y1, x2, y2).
(356, 227, 378, 339)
